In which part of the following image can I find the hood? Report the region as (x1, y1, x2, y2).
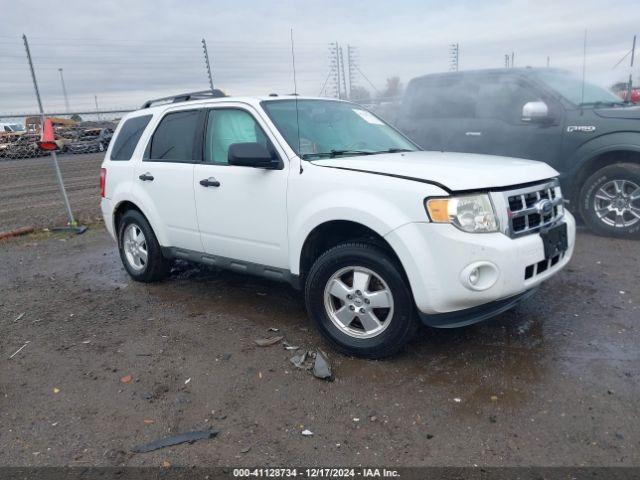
(594, 105, 640, 120)
(310, 151, 558, 191)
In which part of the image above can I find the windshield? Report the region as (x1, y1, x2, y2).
(532, 70, 624, 106)
(261, 99, 417, 159)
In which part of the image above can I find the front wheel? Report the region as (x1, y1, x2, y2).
(304, 243, 417, 359)
(118, 210, 171, 282)
(579, 163, 640, 238)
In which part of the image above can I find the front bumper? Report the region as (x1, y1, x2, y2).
(384, 211, 576, 324)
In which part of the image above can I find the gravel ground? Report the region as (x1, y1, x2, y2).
(0, 225, 639, 467)
(0, 153, 103, 232)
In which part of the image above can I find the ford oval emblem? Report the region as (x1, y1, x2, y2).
(537, 199, 553, 215)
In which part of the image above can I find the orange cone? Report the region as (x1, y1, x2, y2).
(38, 118, 57, 151)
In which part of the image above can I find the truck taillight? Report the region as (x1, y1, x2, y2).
(100, 168, 107, 198)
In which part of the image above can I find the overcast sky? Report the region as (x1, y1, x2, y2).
(0, 0, 638, 115)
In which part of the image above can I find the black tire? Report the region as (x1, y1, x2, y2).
(579, 163, 640, 239)
(117, 209, 171, 282)
(304, 243, 418, 359)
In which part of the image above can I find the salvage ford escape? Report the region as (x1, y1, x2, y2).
(100, 91, 576, 358)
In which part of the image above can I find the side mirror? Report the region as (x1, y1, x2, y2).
(522, 101, 550, 123)
(228, 142, 281, 169)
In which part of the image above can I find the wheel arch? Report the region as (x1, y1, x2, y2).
(113, 200, 150, 239)
(297, 220, 408, 285)
(565, 133, 640, 203)
(574, 150, 640, 200)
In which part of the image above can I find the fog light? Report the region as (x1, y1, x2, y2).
(460, 261, 499, 291)
(469, 268, 480, 286)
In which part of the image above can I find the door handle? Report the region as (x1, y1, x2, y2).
(200, 177, 220, 187)
(138, 172, 154, 181)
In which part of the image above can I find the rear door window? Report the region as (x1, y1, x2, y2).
(110, 115, 152, 161)
(148, 110, 201, 162)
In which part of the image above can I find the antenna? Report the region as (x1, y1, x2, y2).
(580, 29, 587, 113)
(626, 34, 636, 103)
(290, 28, 303, 173)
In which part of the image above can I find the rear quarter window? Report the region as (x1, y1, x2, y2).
(109, 115, 152, 161)
(147, 110, 201, 162)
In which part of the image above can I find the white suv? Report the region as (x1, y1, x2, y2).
(100, 91, 576, 358)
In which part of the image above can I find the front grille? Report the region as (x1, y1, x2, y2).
(524, 252, 564, 280)
(502, 180, 564, 237)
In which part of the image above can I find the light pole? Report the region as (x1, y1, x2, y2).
(58, 68, 70, 113)
(94, 95, 100, 121)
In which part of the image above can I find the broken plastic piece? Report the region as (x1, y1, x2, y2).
(290, 351, 308, 368)
(313, 350, 332, 380)
(254, 336, 283, 347)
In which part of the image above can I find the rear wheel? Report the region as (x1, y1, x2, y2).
(118, 210, 170, 282)
(305, 243, 417, 359)
(579, 163, 640, 238)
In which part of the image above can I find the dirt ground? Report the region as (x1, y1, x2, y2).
(0, 153, 103, 233)
(1, 224, 639, 468)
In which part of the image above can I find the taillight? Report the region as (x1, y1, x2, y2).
(100, 168, 107, 198)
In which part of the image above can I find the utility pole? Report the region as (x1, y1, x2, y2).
(547, 56, 550, 68)
(329, 42, 341, 99)
(94, 95, 100, 121)
(339, 45, 348, 99)
(23, 34, 78, 230)
(505, 54, 510, 68)
(347, 45, 357, 99)
(449, 43, 459, 71)
(627, 35, 636, 102)
(58, 68, 70, 113)
(511, 52, 515, 68)
(202, 38, 214, 92)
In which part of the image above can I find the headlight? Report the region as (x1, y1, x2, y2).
(426, 194, 499, 233)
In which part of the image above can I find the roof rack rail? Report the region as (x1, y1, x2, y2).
(141, 89, 226, 109)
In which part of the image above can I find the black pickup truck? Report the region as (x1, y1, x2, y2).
(396, 68, 640, 238)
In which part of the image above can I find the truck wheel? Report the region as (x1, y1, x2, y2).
(305, 243, 417, 359)
(579, 163, 640, 238)
(117, 210, 171, 282)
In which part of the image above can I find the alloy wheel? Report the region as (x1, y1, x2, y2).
(594, 179, 640, 228)
(323, 266, 394, 339)
(123, 223, 148, 271)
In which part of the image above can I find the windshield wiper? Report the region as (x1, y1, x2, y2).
(301, 150, 374, 159)
(373, 148, 414, 154)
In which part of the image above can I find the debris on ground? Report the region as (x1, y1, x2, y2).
(254, 336, 283, 347)
(143, 419, 155, 425)
(53, 387, 60, 394)
(8, 341, 30, 359)
(283, 341, 299, 350)
(132, 429, 218, 453)
(312, 350, 333, 381)
(290, 351, 308, 368)
(267, 327, 279, 332)
(14, 312, 25, 322)
(184, 377, 191, 385)
(453, 398, 462, 403)
(301, 429, 313, 436)
(240, 446, 251, 454)
(162, 460, 171, 468)
(120, 374, 133, 384)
